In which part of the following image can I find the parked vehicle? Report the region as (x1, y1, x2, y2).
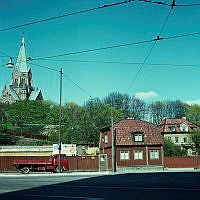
(14, 154, 69, 174)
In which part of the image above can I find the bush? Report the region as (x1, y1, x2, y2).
(163, 138, 187, 156)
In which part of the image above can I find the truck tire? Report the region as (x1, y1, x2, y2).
(21, 166, 30, 174)
(55, 166, 63, 173)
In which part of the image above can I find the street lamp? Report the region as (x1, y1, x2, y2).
(6, 57, 14, 68)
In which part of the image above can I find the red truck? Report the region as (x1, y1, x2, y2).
(14, 154, 69, 174)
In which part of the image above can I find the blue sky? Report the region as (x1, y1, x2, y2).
(1, 0, 200, 105)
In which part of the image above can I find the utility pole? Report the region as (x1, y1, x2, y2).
(111, 105, 116, 172)
(58, 68, 63, 173)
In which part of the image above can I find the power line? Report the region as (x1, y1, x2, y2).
(139, 0, 200, 7)
(177, 3, 200, 7)
(63, 73, 92, 97)
(30, 31, 200, 61)
(29, 62, 91, 97)
(32, 39, 155, 60)
(138, 0, 170, 6)
(0, 0, 135, 32)
(29, 62, 59, 72)
(127, 1, 174, 91)
(0, 0, 198, 33)
(3, 31, 200, 62)
(127, 39, 158, 92)
(30, 58, 200, 69)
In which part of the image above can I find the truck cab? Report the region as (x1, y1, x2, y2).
(52, 154, 69, 172)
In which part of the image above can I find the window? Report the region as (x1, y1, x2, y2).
(150, 150, 159, 160)
(170, 126, 176, 132)
(180, 123, 188, 132)
(175, 137, 179, 143)
(134, 150, 143, 160)
(105, 135, 108, 144)
(133, 133, 144, 142)
(183, 137, 187, 143)
(120, 150, 129, 160)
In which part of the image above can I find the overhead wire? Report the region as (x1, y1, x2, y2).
(63, 73, 92, 97)
(0, 0, 135, 32)
(35, 58, 200, 68)
(29, 62, 59, 72)
(29, 62, 91, 97)
(1, 0, 197, 33)
(29, 30, 200, 61)
(126, 0, 175, 92)
(177, 3, 200, 7)
(31, 39, 155, 60)
(138, 0, 170, 6)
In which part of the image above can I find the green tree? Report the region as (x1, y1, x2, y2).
(0, 103, 10, 122)
(7, 100, 52, 127)
(186, 104, 200, 125)
(163, 138, 187, 156)
(189, 129, 200, 156)
(150, 101, 166, 124)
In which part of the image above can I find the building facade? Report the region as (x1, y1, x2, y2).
(158, 118, 198, 156)
(0, 37, 43, 104)
(100, 119, 163, 170)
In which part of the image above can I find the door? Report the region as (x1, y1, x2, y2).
(99, 154, 108, 171)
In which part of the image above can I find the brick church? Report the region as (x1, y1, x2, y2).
(0, 37, 43, 104)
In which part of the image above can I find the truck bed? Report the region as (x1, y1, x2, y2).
(14, 160, 52, 165)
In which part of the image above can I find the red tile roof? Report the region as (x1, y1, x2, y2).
(158, 118, 198, 133)
(113, 119, 162, 146)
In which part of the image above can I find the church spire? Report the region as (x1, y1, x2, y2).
(15, 35, 29, 72)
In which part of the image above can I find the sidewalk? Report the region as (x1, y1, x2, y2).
(0, 168, 199, 177)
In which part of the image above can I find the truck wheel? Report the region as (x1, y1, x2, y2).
(21, 166, 30, 174)
(55, 166, 63, 173)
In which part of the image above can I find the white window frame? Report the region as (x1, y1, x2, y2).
(150, 150, 159, 160)
(134, 134, 143, 142)
(134, 150, 143, 160)
(180, 123, 188, 132)
(105, 135, 108, 144)
(120, 150, 130, 160)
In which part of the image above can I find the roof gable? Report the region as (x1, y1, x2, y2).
(103, 119, 163, 146)
(15, 37, 29, 73)
(158, 118, 197, 133)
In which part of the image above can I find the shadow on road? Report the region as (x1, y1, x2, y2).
(0, 172, 200, 200)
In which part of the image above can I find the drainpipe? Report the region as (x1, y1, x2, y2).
(161, 146, 164, 170)
(146, 146, 149, 166)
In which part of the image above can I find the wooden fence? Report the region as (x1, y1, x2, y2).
(1, 155, 200, 172)
(164, 156, 200, 168)
(0, 126, 48, 140)
(0, 156, 99, 172)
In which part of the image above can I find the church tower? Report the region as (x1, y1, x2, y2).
(0, 37, 43, 104)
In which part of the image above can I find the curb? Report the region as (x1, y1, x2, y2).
(0, 171, 110, 177)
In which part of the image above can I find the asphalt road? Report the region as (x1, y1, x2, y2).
(0, 172, 200, 200)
